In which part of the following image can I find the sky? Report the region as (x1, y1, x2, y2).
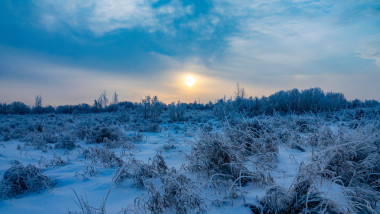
(0, 0, 380, 105)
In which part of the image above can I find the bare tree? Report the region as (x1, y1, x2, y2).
(101, 91, 108, 108)
(34, 95, 42, 108)
(112, 92, 118, 105)
(97, 96, 103, 109)
(235, 83, 246, 99)
(97, 90, 108, 109)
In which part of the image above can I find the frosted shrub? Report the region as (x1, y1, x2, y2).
(38, 154, 68, 168)
(83, 147, 123, 167)
(94, 126, 122, 143)
(168, 102, 186, 121)
(225, 118, 278, 163)
(23, 132, 51, 152)
(309, 125, 336, 148)
(251, 162, 342, 214)
(134, 171, 205, 214)
(115, 159, 156, 189)
(77, 122, 137, 148)
(75, 122, 119, 143)
(295, 117, 315, 133)
(133, 121, 161, 133)
(137, 95, 165, 122)
(102, 131, 141, 149)
(80, 124, 124, 144)
(0, 161, 53, 199)
(319, 123, 380, 212)
(151, 153, 168, 174)
(55, 134, 77, 150)
(162, 136, 176, 151)
(188, 131, 271, 186)
(115, 154, 167, 188)
(212, 99, 234, 119)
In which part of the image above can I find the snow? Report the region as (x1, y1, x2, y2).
(0, 111, 379, 213)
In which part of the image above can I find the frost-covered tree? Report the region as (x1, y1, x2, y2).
(100, 90, 108, 108)
(112, 92, 119, 105)
(34, 95, 42, 108)
(95, 90, 109, 109)
(139, 95, 165, 121)
(32, 95, 43, 114)
(168, 101, 186, 121)
(235, 83, 246, 99)
(93, 99, 102, 111)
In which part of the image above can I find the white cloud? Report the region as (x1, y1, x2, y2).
(358, 37, 380, 68)
(208, 0, 380, 75)
(34, 0, 192, 35)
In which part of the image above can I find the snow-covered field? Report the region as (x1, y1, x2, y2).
(0, 108, 379, 213)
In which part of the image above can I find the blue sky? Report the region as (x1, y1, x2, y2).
(1, 0, 380, 105)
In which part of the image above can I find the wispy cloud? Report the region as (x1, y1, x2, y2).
(201, 0, 380, 79)
(34, 0, 193, 35)
(358, 37, 380, 68)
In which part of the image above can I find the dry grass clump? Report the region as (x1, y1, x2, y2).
(22, 131, 77, 152)
(116, 154, 206, 213)
(251, 162, 343, 214)
(115, 154, 168, 189)
(38, 154, 68, 168)
(132, 170, 206, 214)
(83, 147, 123, 167)
(69, 190, 105, 214)
(225, 118, 278, 163)
(0, 161, 53, 199)
(76, 123, 125, 144)
(130, 121, 161, 133)
(318, 122, 380, 212)
(115, 159, 157, 189)
(151, 153, 169, 174)
(162, 135, 176, 151)
(309, 125, 336, 148)
(254, 120, 380, 214)
(55, 134, 77, 150)
(75, 164, 99, 180)
(188, 130, 272, 188)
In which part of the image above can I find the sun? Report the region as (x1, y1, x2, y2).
(185, 75, 196, 87)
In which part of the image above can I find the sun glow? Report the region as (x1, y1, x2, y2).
(185, 75, 196, 87)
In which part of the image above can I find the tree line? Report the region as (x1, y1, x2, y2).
(0, 88, 378, 115)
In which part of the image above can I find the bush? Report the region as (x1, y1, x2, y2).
(55, 135, 77, 150)
(83, 147, 123, 167)
(251, 162, 343, 214)
(133, 171, 205, 214)
(137, 96, 165, 122)
(225, 118, 278, 162)
(38, 154, 68, 168)
(115, 159, 157, 189)
(319, 123, 380, 212)
(0, 161, 53, 199)
(115, 154, 167, 188)
(188, 131, 272, 187)
(168, 102, 186, 121)
(9, 102, 31, 115)
(213, 99, 234, 119)
(76, 123, 126, 144)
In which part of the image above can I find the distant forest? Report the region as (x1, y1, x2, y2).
(1, 87, 379, 116)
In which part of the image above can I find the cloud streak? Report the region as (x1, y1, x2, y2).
(35, 0, 193, 35)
